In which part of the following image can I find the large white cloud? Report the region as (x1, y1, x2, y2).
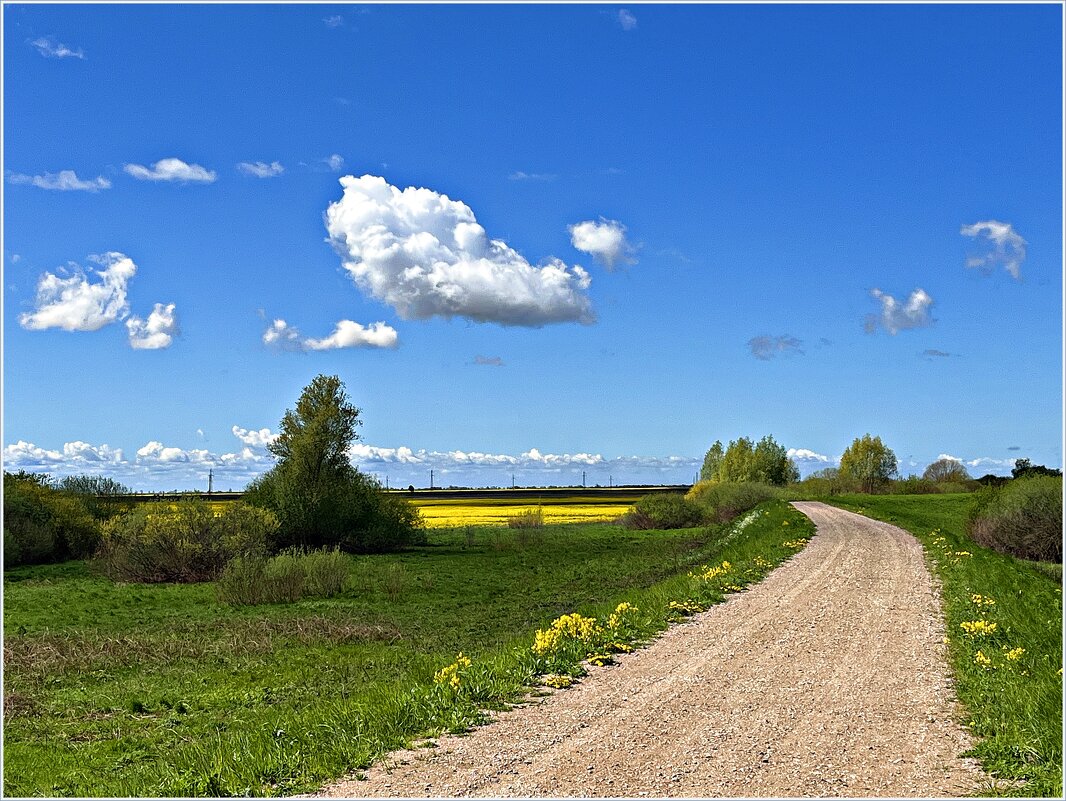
(324, 174, 594, 326)
(960, 220, 1026, 279)
(568, 218, 637, 269)
(8, 170, 110, 192)
(864, 288, 934, 335)
(232, 426, 278, 448)
(19, 252, 136, 332)
(124, 158, 216, 183)
(263, 318, 398, 351)
(126, 302, 178, 350)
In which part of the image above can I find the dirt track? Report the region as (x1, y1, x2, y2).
(315, 502, 983, 798)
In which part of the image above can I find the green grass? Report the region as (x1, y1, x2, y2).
(3, 501, 812, 797)
(825, 494, 1062, 797)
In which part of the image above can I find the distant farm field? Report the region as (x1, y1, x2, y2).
(412, 496, 640, 527)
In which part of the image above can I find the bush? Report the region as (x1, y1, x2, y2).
(216, 547, 351, 605)
(685, 481, 779, 523)
(507, 508, 544, 528)
(246, 469, 426, 554)
(94, 500, 279, 583)
(621, 493, 705, 530)
(967, 476, 1063, 563)
(3, 471, 100, 565)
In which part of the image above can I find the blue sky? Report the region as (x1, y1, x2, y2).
(3, 3, 1062, 491)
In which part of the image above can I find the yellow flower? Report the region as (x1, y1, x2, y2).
(960, 620, 997, 637)
(974, 650, 993, 668)
(1004, 647, 1025, 661)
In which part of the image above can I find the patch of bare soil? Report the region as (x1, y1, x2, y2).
(314, 502, 983, 798)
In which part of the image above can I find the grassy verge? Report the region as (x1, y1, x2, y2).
(3, 501, 811, 797)
(825, 494, 1062, 797)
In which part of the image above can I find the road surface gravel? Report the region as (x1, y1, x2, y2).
(314, 501, 983, 798)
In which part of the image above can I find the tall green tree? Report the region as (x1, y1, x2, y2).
(700, 440, 724, 481)
(839, 434, 897, 493)
(699, 435, 798, 486)
(246, 375, 424, 552)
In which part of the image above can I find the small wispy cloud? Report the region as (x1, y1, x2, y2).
(864, 288, 934, 335)
(617, 9, 638, 31)
(125, 158, 217, 183)
(473, 355, 505, 367)
(263, 318, 398, 351)
(323, 15, 344, 28)
(324, 154, 345, 171)
(237, 161, 284, 178)
(922, 349, 951, 358)
(748, 335, 804, 360)
(961, 220, 1026, 279)
(569, 218, 638, 269)
(7, 170, 110, 192)
(126, 302, 179, 350)
(1007, 446, 1021, 451)
(508, 171, 557, 182)
(30, 36, 85, 59)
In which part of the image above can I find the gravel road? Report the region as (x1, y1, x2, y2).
(315, 501, 983, 798)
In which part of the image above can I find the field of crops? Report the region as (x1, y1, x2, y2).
(412, 496, 640, 528)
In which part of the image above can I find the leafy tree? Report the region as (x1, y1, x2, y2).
(1011, 458, 1063, 479)
(700, 440, 724, 482)
(839, 434, 897, 493)
(922, 458, 972, 483)
(701, 435, 798, 486)
(246, 374, 425, 552)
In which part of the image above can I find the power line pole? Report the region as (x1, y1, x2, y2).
(208, 469, 213, 495)
(582, 470, 586, 488)
(430, 469, 434, 489)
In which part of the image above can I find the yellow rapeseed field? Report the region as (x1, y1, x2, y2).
(413, 501, 634, 528)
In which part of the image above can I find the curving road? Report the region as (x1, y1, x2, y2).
(314, 502, 982, 798)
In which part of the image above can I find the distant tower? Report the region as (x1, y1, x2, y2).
(208, 469, 213, 495)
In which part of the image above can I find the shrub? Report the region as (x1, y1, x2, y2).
(94, 501, 279, 583)
(685, 481, 779, 523)
(507, 508, 544, 528)
(621, 493, 705, 530)
(3, 471, 100, 565)
(215, 547, 351, 605)
(967, 476, 1063, 563)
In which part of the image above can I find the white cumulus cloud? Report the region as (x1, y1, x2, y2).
(30, 36, 84, 59)
(568, 218, 637, 269)
(237, 160, 284, 178)
(324, 174, 594, 326)
(19, 252, 136, 332)
(787, 448, 830, 464)
(7, 170, 110, 192)
(263, 318, 398, 351)
(232, 426, 277, 449)
(124, 158, 217, 183)
(960, 220, 1026, 279)
(304, 320, 398, 350)
(126, 302, 179, 350)
(864, 288, 934, 335)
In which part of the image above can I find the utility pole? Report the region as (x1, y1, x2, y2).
(511, 473, 515, 489)
(208, 469, 213, 495)
(430, 469, 434, 489)
(386, 475, 389, 490)
(609, 474, 612, 488)
(582, 470, 586, 488)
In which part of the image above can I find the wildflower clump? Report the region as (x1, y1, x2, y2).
(587, 653, 614, 667)
(971, 593, 997, 610)
(668, 599, 705, 620)
(960, 620, 998, 638)
(689, 560, 732, 581)
(783, 539, 809, 549)
(542, 674, 575, 689)
(606, 602, 641, 641)
(974, 650, 994, 669)
(1004, 646, 1026, 662)
(434, 652, 473, 692)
